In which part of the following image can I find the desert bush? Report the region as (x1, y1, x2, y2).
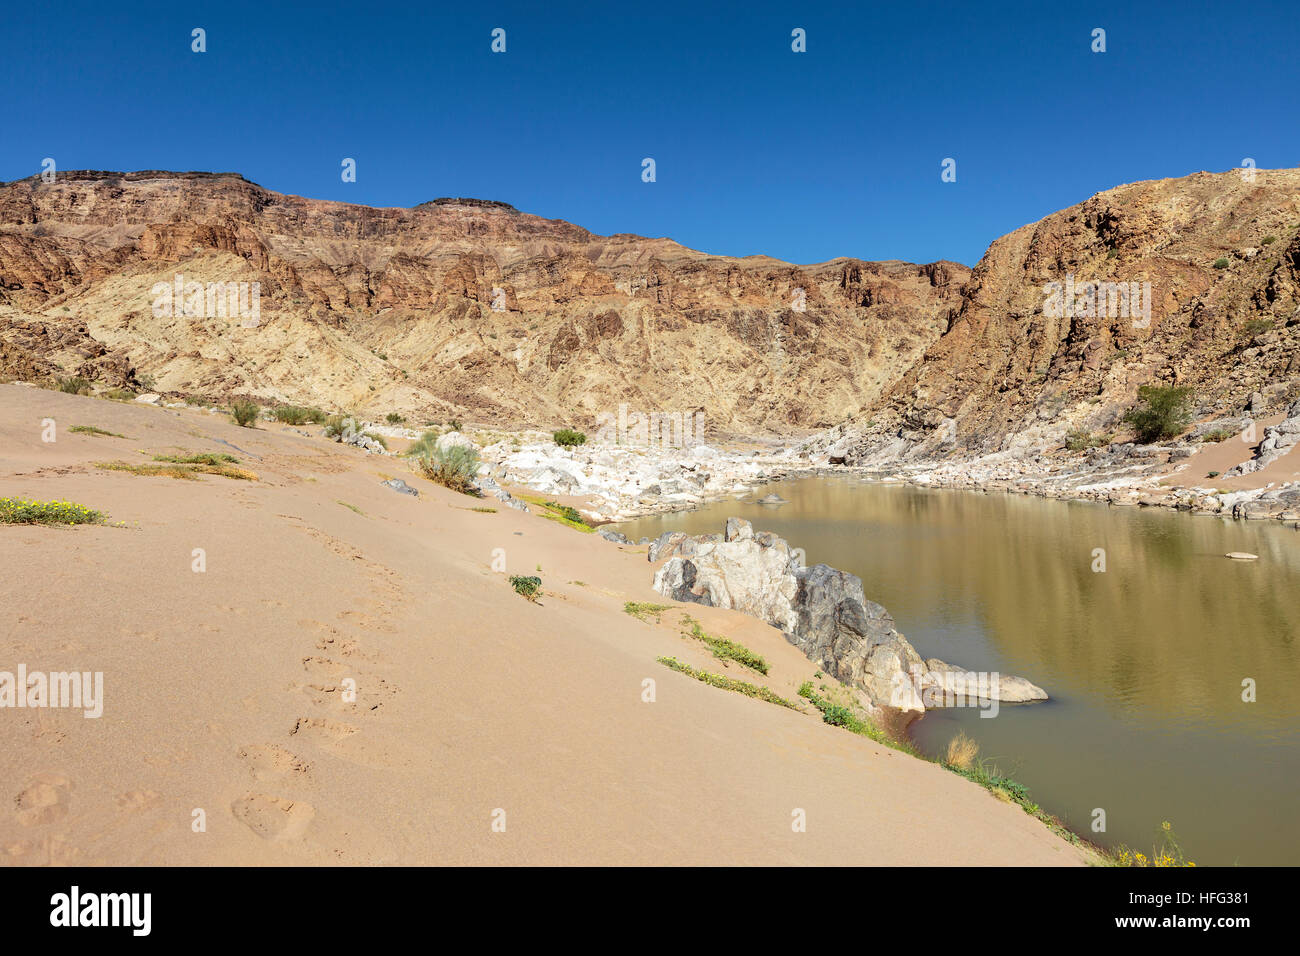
(405, 429, 440, 457)
(1122, 385, 1193, 443)
(273, 405, 327, 425)
(57, 376, 92, 395)
(1242, 318, 1275, 338)
(1262, 235, 1277, 245)
(1213, 257, 1229, 269)
(546, 501, 584, 524)
(323, 414, 357, 439)
(1064, 429, 1108, 451)
(553, 428, 587, 448)
(416, 443, 480, 495)
(1200, 429, 1233, 443)
(945, 732, 979, 771)
(385, 412, 406, 424)
(508, 575, 541, 601)
(230, 400, 260, 427)
(0, 497, 105, 525)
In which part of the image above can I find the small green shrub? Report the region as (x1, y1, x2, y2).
(0, 497, 105, 525)
(1213, 257, 1229, 270)
(656, 657, 797, 709)
(1207, 471, 1221, 478)
(102, 388, 135, 401)
(509, 575, 542, 601)
(685, 620, 768, 674)
(57, 376, 92, 395)
(405, 430, 440, 457)
(385, 412, 406, 424)
(448, 418, 463, 431)
(546, 501, 584, 524)
(273, 405, 327, 425)
(515, 495, 593, 532)
(1242, 318, 1275, 338)
(323, 414, 357, 439)
(1122, 385, 1194, 443)
(69, 425, 125, 438)
(417, 444, 481, 495)
(623, 601, 672, 622)
(1064, 429, 1108, 452)
(1199, 430, 1232, 444)
(553, 428, 587, 448)
(230, 399, 260, 427)
(1262, 236, 1277, 245)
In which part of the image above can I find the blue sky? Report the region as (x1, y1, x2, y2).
(2, 0, 1296, 266)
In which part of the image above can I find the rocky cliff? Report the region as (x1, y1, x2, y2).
(829, 168, 1300, 463)
(0, 170, 967, 434)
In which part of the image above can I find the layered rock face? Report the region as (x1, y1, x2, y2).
(833, 169, 1300, 463)
(0, 170, 966, 433)
(649, 518, 1047, 715)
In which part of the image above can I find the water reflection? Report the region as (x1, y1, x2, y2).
(618, 478, 1300, 864)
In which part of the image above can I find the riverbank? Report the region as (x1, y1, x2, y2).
(615, 475, 1300, 865)
(0, 383, 1092, 865)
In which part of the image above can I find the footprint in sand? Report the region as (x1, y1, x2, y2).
(14, 773, 72, 827)
(238, 744, 311, 781)
(289, 717, 358, 745)
(336, 610, 395, 634)
(301, 656, 348, 679)
(230, 794, 315, 840)
(115, 790, 161, 812)
(302, 676, 396, 715)
(299, 619, 372, 660)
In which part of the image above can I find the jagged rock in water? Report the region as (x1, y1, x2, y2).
(650, 518, 1048, 715)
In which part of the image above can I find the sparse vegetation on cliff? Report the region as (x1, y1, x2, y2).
(1122, 385, 1194, 443)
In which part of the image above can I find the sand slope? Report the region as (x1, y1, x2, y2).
(0, 385, 1088, 865)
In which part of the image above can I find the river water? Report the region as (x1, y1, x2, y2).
(616, 477, 1300, 865)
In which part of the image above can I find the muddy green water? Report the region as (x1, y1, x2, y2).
(617, 477, 1300, 865)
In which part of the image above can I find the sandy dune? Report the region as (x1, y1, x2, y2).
(0, 384, 1088, 865)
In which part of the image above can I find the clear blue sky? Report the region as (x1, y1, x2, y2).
(3, 0, 1296, 266)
